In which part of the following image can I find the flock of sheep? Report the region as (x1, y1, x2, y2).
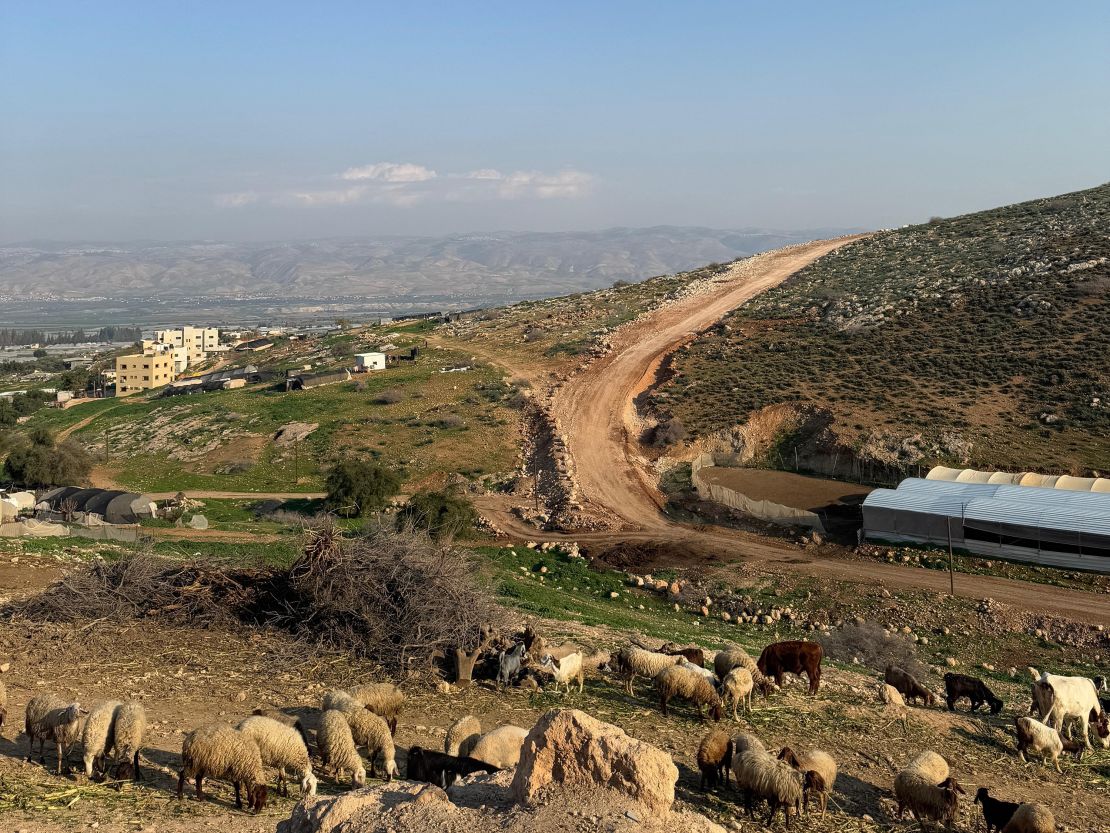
(2, 627, 1107, 832)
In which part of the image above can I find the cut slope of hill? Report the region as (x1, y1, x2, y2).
(653, 184, 1110, 474)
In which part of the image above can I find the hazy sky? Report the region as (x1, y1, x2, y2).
(2, 1, 1108, 242)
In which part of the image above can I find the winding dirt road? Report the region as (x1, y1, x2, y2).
(486, 237, 1110, 625)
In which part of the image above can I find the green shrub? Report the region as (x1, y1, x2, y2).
(324, 458, 402, 517)
(396, 489, 478, 540)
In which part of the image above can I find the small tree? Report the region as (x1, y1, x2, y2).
(396, 490, 478, 540)
(3, 428, 92, 487)
(324, 458, 401, 517)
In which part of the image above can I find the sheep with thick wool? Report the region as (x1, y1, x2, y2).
(350, 709, 399, 779)
(25, 694, 83, 774)
(177, 724, 268, 813)
(655, 664, 723, 720)
(236, 715, 317, 797)
(445, 715, 482, 757)
(470, 725, 529, 769)
(729, 731, 766, 782)
(109, 701, 146, 782)
(614, 645, 681, 695)
(1000, 803, 1055, 833)
(778, 746, 838, 817)
(714, 647, 775, 694)
(679, 657, 718, 685)
(720, 668, 755, 719)
(252, 708, 310, 752)
(696, 729, 733, 790)
(82, 700, 121, 778)
(348, 682, 404, 735)
(316, 709, 366, 788)
(893, 751, 965, 828)
(324, 688, 399, 775)
(734, 748, 804, 827)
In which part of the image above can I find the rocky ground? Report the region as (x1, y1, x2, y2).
(0, 547, 1107, 833)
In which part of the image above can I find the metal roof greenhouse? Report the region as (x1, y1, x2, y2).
(863, 478, 1110, 572)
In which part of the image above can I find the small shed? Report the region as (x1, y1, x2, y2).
(354, 352, 386, 371)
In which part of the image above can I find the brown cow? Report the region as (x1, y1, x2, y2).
(757, 641, 823, 694)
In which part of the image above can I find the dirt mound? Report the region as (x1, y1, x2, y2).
(591, 540, 708, 572)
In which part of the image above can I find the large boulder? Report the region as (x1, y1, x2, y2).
(511, 708, 678, 815)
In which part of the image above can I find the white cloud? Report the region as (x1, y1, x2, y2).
(214, 191, 259, 208)
(290, 186, 368, 206)
(498, 170, 594, 199)
(462, 168, 504, 180)
(341, 162, 437, 183)
(217, 163, 594, 209)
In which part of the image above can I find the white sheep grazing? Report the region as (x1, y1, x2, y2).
(445, 715, 482, 757)
(24, 694, 83, 775)
(540, 651, 584, 694)
(1000, 802, 1055, 833)
(349, 709, 399, 780)
(734, 749, 804, 826)
(109, 701, 146, 782)
(720, 668, 754, 719)
(778, 747, 838, 817)
(680, 657, 719, 685)
(82, 700, 122, 778)
(714, 647, 775, 695)
(321, 689, 359, 713)
(893, 751, 965, 828)
(614, 645, 682, 696)
(236, 715, 318, 797)
(177, 724, 268, 813)
(470, 725, 529, 769)
(348, 682, 404, 735)
(316, 709, 366, 788)
(1014, 716, 1081, 772)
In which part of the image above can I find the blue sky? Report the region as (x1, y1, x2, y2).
(2, 1, 1108, 241)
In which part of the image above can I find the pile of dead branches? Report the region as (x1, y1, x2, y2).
(8, 550, 265, 628)
(283, 519, 507, 671)
(6, 520, 507, 674)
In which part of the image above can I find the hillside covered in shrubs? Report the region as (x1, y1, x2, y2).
(654, 183, 1110, 474)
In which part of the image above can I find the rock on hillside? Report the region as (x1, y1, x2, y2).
(512, 708, 678, 815)
(279, 709, 723, 833)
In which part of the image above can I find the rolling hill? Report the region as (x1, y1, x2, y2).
(0, 227, 849, 302)
(651, 183, 1110, 476)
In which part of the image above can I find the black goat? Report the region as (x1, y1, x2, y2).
(974, 787, 1019, 833)
(406, 746, 499, 789)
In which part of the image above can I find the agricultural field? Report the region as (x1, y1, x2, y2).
(654, 184, 1110, 474)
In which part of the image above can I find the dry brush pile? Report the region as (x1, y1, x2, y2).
(3, 520, 506, 676)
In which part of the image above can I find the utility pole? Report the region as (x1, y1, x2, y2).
(946, 516, 955, 595)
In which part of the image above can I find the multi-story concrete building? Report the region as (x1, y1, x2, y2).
(115, 348, 175, 396)
(155, 326, 219, 363)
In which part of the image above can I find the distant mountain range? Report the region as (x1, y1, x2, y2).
(0, 227, 855, 302)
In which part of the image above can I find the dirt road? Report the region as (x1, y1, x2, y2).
(487, 236, 1110, 626)
(553, 237, 868, 528)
